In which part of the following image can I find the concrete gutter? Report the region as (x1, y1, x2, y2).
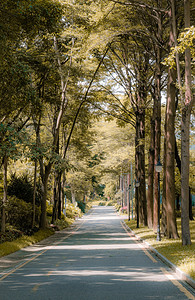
(122, 220, 195, 290)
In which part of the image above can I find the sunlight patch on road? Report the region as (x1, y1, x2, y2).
(83, 216, 119, 221)
(22, 241, 141, 252)
(25, 269, 168, 282)
(22, 243, 141, 252)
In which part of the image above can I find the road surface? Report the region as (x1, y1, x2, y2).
(0, 206, 195, 300)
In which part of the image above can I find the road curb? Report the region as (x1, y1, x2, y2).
(122, 220, 195, 290)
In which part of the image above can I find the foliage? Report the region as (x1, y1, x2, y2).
(6, 196, 40, 233)
(7, 174, 34, 204)
(163, 26, 195, 69)
(0, 226, 23, 244)
(0, 124, 27, 160)
(0, 228, 54, 257)
(77, 201, 86, 213)
(65, 204, 82, 219)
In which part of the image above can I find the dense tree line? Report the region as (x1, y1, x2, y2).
(0, 0, 194, 245)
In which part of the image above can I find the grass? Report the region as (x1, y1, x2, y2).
(125, 216, 195, 280)
(0, 228, 54, 257)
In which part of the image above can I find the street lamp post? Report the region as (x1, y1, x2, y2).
(155, 157, 162, 241)
(135, 180, 140, 228)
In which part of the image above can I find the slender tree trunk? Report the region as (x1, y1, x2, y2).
(161, 117, 167, 236)
(40, 166, 51, 229)
(32, 159, 37, 228)
(57, 171, 62, 220)
(71, 189, 76, 204)
(153, 48, 162, 232)
(52, 178, 58, 224)
(1, 156, 7, 233)
(136, 107, 147, 226)
(147, 118, 155, 229)
(139, 111, 147, 226)
(135, 120, 139, 225)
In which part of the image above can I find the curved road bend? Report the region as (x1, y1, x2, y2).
(0, 206, 195, 300)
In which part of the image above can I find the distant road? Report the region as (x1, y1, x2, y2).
(0, 206, 195, 300)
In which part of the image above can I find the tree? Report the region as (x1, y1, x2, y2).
(164, 0, 195, 242)
(181, 1, 194, 245)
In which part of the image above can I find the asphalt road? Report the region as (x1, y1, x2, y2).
(0, 206, 195, 300)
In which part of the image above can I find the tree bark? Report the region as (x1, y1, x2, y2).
(181, 0, 193, 245)
(166, 64, 179, 239)
(32, 159, 37, 228)
(153, 6, 162, 233)
(1, 156, 8, 233)
(161, 116, 167, 236)
(147, 117, 155, 229)
(136, 108, 147, 226)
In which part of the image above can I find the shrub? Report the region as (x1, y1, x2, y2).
(0, 226, 23, 244)
(7, 173, 41, 205)
(7, 174, 33, 203)
(98, 201, 107, 206)
(77, 201, 86, 213)
(65, 204, 82, 219)
(46, 203, 53, 217)
(6, 196, 41, 233)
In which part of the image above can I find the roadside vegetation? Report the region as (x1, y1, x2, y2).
(125, 211, 195, 280)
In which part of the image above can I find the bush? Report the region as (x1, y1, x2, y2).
(7, 173, 41, 205)
(0, 226, 23, 244)
(65, 204, 82, 219)
(46, 203, 53, 217)
(98, 201, 107, 206)
(6, 196, 40, 233)
(77, 201, 86, 213)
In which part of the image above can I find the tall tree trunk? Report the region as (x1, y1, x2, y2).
(161, 116, 167, 236)
(137, 108, 147, 226)
(40, 166, 51, 229)
(135, 121, 139, 225)
(166, 65, 179, 238)
(52, 178, 58, 224)
(147, 117, 155, 229)
(57, 171, 62, 220)
(32, 159, 37, 228)
(181, 0, 193, 245)
(153, 37, 162, 233)
(1, 156, 7, 233)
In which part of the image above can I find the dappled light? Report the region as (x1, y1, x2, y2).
(1, 207, 194, 300)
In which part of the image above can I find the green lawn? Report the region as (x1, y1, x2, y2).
(125, 217, 195, 280)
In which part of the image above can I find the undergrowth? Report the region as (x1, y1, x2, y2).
(125, 217, 195, 280)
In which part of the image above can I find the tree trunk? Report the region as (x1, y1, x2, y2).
(147, 118, 155, 229)
(135, 124, 139, 226)
(52, 180, 57, 224)
(71, 189, 76, 204)
(57, 171, 62, 220)
(1, 156, 8, 233)
(40, 167, 50, 229)
(181, 108, 192, 244)
(137, 109, 147, 226)
(181, 0, 193, 245)
(166, 64, 179, 239)
(161, 116, 167, 236)
(153, 61, 162, 233)
(32, 159, 37, 228)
